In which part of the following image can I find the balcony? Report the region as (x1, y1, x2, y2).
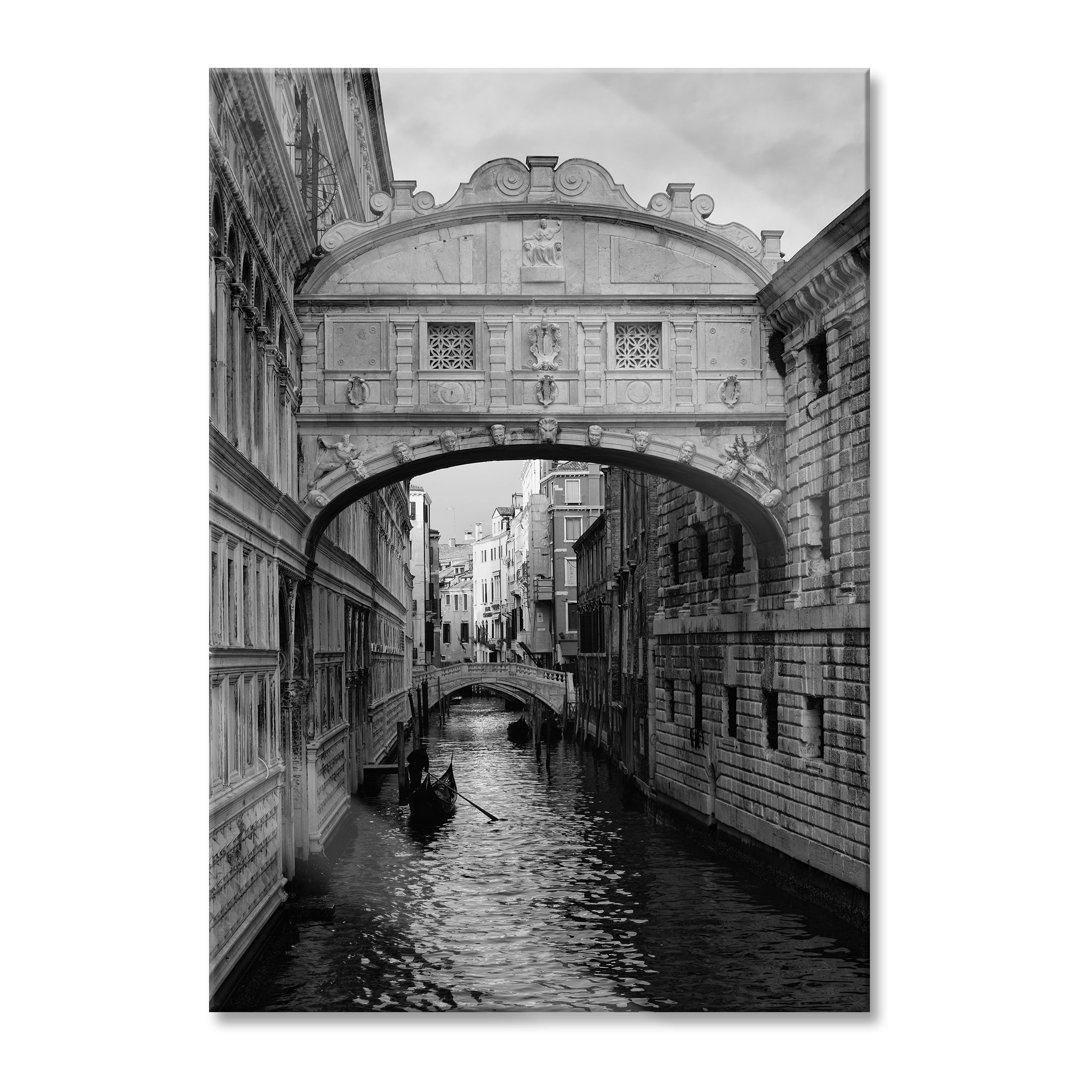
(532, 578, 553, 601)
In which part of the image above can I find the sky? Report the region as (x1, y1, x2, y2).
(379, 69, 867, 538)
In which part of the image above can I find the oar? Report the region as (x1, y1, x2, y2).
(434, 778, 500, 822)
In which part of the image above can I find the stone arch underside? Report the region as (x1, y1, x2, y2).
(292, 156, 790, 568)
(417, 664, 567, 712)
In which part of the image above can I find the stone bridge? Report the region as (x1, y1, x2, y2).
(291, 156, 790, 567)
(413, 662, 571, 713)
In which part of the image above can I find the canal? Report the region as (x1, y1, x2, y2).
(223, 694, 869, 1011)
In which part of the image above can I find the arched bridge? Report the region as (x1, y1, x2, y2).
(413, 662, 572, 714)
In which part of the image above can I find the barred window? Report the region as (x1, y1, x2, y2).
(428, 323, 475, 369)
(614, 322, 661, 369)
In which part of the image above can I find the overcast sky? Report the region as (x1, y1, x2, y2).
(381, 69, 867, 537)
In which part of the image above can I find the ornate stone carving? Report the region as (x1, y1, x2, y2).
(587, 424, 604, 448)
(346, 376, 369, 408)
(489, 424, 507, 446)
(345, 456, 369, 481)
(677, 440, 697, 465)
(719, 375, 741, 408)
(495, 165, 528, 197)
(392, 441, 413, 465)
(631, 429, 652, 453)
(305, 488, 330, 508)
(523, 218, 562, 266)
(553, 166, 589, 198)
(535, 375, 558, 407)
(313, 434, 362, 484)
(438, 430, 460, 454)
(537, 417, 559, 444)
(528, 321, 562, 370)
(719, 433, 783, 506)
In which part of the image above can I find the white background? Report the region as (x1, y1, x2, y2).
(5, 2, 1076, 1076)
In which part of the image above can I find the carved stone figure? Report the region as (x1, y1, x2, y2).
(346, 375, 369, 408)
(392, 441, 413, 465)
(587, 424, 604, 447)
(438, 430, 460, 454)
(761, 489, 783, 508)
(489, 424, 507, 446)
(313, 434, 361, 483)
(523, 218, 562, 266)
(632, 429, 652, 453)
(537, 417, 559, 444)
(720, 433, 776, 492)
(528, 321, 561, 370)
(345, 457, 368, 481)
(677, 440, 696, 465)
(536, 375, 558, 407)
(306, 488, 330, 508)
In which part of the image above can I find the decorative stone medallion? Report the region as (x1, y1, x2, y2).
(536, 375, 558, 407)
(720, 375, 741, 408)
(626, 380, 652, 405)
(346, 376, 369, 407)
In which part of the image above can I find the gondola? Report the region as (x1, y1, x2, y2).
(408, 759, 457, 824)
(506, 715, 531, 742)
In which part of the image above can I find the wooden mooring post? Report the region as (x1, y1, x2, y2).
(397, 720, 409, 804)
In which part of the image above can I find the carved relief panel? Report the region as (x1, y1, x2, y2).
(697, 318, 766, 410)
(416, 317, 486, 410)
(604, 317, 672, 410)
(322, 316, 391, 409)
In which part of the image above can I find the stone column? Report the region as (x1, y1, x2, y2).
(484, 317, 512, 409)
(578, 318, 606, 408)
(299, 323, 319, 415)
(391, 317, 419, 411)
(671, 318, 696, 411)
(212, 255, 233, 430)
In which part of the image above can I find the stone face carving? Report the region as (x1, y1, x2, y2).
(535, 375, 558, 407)
(631, 429, 652, 453)
(305, 488, 330, 508)
(489, 424, 506, 446)
(438, 430, 460, 454)
(523, 218, 562, 266)
(587, 424, 604, 447)
(537, 417, 559, 444)
(677, 440, 696, 465)
(345, 456, 368, 481)
(392, 441, 413, 465)
(719, 375, 741, 408)
(528, 321, 562, 370)
(346, 376, 369, 407)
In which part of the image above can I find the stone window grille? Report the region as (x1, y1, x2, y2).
(667, 679, 676, 728)
(427, 323, 475, 369)
(806, 332, 828, 398)
(807, 492, 831, 564)
(729, 519, 745, 574)
(692, 680, 704, 749)
(668, 541, 680, 585)
(695, 525, 710, 579)
(614, 322, 662, 369)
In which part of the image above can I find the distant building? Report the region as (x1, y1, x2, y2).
(472, 509, 513, 660)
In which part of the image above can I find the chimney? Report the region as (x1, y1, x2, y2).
(464, 530, 473, 543)
(512, 492, 523, 511)
(475, 521, 483, 539)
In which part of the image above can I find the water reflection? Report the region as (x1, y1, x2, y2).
(224, 695, 868, 1011)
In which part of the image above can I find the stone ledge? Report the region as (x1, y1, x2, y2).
(653, 602, 868, 636)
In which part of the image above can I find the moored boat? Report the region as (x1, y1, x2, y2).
(506, 716, 531, 742)
(408, 760, 457, 823)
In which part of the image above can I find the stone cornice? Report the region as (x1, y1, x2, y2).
(210, 423, 308, 533)
(360, 70, 394, 192)
(297, 292, 765, 308)
(652, 602, 869, 636)
(210, 129, 305, 347)
(759, 191, 869, 334)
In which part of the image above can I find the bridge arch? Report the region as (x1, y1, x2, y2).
(291, 155, 792, 574)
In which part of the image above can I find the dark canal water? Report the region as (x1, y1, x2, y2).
(224, 695, 869, 1011)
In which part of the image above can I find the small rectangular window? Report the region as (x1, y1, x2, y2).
(566, 602, 579, 632)
(442, 622, 451, 645)
(614, 322, 662, 369)
(564, 516, 583, 542)
(765, 690, 779, 750)
(729, 520, 744, 574)
(726, 685, 738, 739)
(460, 621, 469, 643)
(668, 679, 676, 728)
(428, 322, 475, 370)
(802, 695, 824, 758)
(565, 478, 581, 504)
(668, 541, 680, 585)
(807, 332, 828, 399)
(696, 528, 710, 579)
(808, 492, 832, 562)
(565, 557, 577, 586)
(693, 681, 704, 749)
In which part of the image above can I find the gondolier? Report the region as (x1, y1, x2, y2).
(406, 742, 430, 793)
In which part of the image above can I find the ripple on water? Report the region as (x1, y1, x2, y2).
(224, 696, 869, 1011)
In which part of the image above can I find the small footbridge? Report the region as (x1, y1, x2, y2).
(412, 662, 573, 714)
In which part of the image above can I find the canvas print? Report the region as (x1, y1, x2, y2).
(209, 68, 869, 1011)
